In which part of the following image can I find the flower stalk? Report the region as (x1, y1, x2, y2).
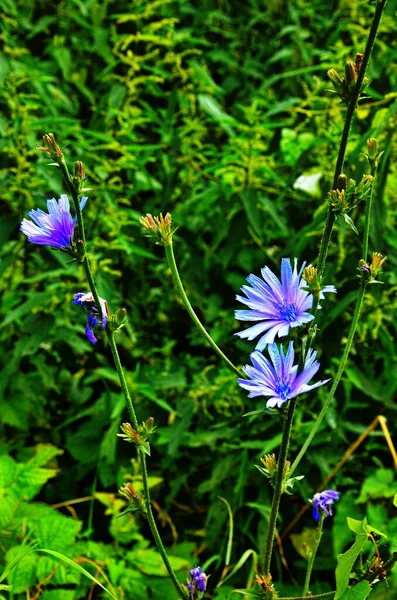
(262, 399, 296, 574)
(290, 281, 367, 477)
(51, 142, 188, 600)
(317, 0, 387, 276)
(302, 516, 325, 596)
(164, 240, 241, 376)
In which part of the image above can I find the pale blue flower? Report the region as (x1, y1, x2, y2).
(235, 258, 336, 350)
(238, 342, 329, 408)
(20, 194, 87, 249)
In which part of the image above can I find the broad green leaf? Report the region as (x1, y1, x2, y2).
(335, 518, 368, 599)
(337, 581, 371, 600)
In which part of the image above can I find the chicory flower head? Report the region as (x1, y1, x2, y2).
(73, 292, 108, 344)
(235, 258, 335, 350)
(20, 194, 87, 249)
(311, 490, 340, 522)
(238, 341, 330, 408)
(188, 566, 207, 598)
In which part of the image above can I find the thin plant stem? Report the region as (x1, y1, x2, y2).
(290, 282, 366, 476)
(302, 516, 324, 596)
(263, 399, 296, 574)
(164, 241, 241, 376)
(57, 158, 187, 600)
(57, 159, 104, 321)
(362, 166, 377, 263)
(108, 333, 187, 600)
(278, 593, 335, 600)
(317, 0, 387, 276)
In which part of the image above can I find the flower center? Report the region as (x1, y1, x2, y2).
(278, 299, 298, 322)
(275, 381, 291, 400)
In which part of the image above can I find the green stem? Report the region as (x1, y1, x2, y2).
(57, 160, 187, 600)
(317, 0, 387, 276)
(58, 159, 104, 321)
(278, 593, 335, 600)
(164, 241, 241, 376)
(108, 333, 187, 600)
(362, 170, 376, 263)
(290, 282, 367, 476)
(262, 400, 296, 574)
(302, 516, 324, 596)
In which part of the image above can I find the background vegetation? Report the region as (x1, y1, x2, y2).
(0, 0, 396, 598)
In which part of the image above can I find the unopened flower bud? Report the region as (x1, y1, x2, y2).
(118, 422, 140, 443)
(140, 212, 174, 245)
(327, 68, 344, 95)
(119, 483, 147, 513)
(337, 173, 347, 191)
(40, 133, 63, 159)
(74, 161, 85, 180)
(355, 53, 364, 75)
(345, 61, 357, 85)
(328, 189, 348, 213)
(365, 138, 383, 172)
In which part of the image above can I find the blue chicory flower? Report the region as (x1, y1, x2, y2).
(73, 292, 108, 344)
(235, 258, 336, 350)
(311, 490, 340, 522)
(20, 194, 87, 249)
(188, 566, 207, 597)
(238, 341, 330, 408)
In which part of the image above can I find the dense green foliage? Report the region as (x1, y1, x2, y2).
(0, 0, 396, 598)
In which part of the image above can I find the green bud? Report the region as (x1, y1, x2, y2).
(345, 61, 357, 86)
(327, 69, 344, 95)
(337, 173, 347, 191)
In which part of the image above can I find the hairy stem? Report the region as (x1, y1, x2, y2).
(362, 167, 377, 263)
(58, 159, 104, 321)
(263, 400, 296, 574)
(317, 0, 387, 276)
(108, 333, 187, 599)
(58, 159, 187, 600)
(278, 593, 335, 600)
(164, 241, 241, 376)
(290, 283, 366, 476)
(302, 516, 324, 596)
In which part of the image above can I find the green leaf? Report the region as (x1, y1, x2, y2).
(36, 549, 117, 599)
(335, 518, 368, 599)
(218, 496, 234, 566)
(342, 213, 359, 235)
(337, 581, 372, 600)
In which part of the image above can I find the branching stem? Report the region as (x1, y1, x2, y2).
(58, 158, 188, 600)
(317, 0, 387, 276)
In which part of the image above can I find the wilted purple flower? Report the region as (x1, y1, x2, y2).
(238, 342, 329, 408)
(20, 194, 87, 249)
(187, 566, 207, 598)
(311, 490, 340, 522)
(235, 258, 335, 350)
(73, 292, 108, 344)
